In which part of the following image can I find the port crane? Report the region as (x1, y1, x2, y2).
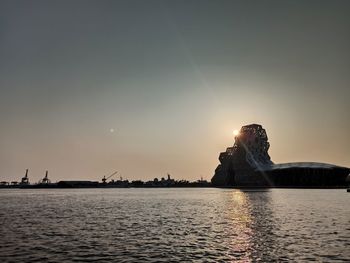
(102, 171, 118, 184)
(20, 169, 29, 185)
(40, 171, 51, 184)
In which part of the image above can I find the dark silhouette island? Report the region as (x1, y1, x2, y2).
(211, 124, 349, 188)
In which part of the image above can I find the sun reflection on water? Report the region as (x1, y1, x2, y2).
(224, 190, 254, 262)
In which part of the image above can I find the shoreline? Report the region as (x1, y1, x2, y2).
(0, 185, 347, 189)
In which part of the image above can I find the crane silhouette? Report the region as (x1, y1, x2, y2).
(102, 171, 118, 184)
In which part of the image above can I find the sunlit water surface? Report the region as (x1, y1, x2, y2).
(0, 188, 349, 262)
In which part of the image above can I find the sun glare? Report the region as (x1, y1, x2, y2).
(233, 130, 239, 136)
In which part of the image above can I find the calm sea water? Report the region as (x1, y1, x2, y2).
(0, 188, 349, 262)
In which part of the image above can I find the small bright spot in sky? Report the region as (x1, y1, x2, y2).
(233, 130, 239, 136)
(110, 128, 115, 133)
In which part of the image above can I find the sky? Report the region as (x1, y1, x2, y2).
(0, 0, 349, 183)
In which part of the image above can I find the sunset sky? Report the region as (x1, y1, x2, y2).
(1, 0, 349, 182)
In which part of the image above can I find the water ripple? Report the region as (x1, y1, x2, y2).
(0, 188, 349, 262)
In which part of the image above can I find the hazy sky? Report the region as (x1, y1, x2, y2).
(1, 0, 349, 183)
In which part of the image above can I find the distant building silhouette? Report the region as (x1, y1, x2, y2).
(212, 124, 349, 187)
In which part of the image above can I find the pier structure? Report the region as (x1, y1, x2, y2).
(211, 124, 350, 187)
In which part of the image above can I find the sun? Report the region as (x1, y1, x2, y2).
(233, 129, 239, 136)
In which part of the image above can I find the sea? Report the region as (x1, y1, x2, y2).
(0, 188, 349, 262)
